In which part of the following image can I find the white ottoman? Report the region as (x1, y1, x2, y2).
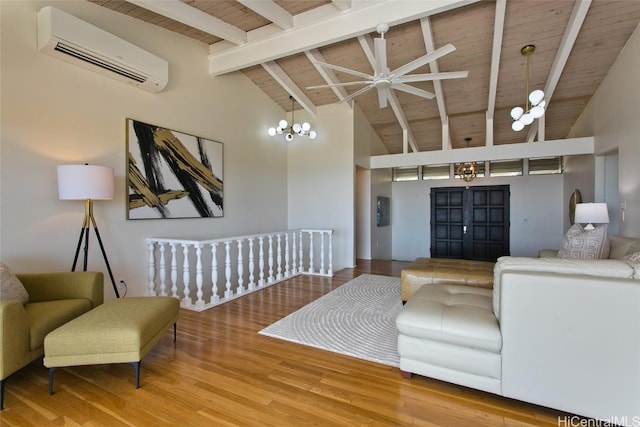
(396, 283, 502, 394)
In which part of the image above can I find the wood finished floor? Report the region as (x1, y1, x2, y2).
(1, 260, 574, 426)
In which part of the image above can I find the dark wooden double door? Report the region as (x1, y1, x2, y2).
(430, 185, 510, 261)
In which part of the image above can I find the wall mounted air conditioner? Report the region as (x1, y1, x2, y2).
(37, 6, 168, 92)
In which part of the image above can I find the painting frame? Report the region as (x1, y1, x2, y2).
(126, 118, 224, 220)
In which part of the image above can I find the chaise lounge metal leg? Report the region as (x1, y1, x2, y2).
(173, 323, 177, 344)
(1, 378, 5, 410)
(48, 368, 57, 395)
(131, 361, 141, 388)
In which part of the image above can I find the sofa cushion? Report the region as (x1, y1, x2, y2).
(609, 235, 640, 259)
(493, 257, 636, 318)
(557, 224, 610, 260)
(0, 263, 29, 303)
(24, 299, 92, 351)
(400, 257, 494, 301)
(396, 284, 501, 353)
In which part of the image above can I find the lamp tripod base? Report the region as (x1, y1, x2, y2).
(71, 199, 120, 298)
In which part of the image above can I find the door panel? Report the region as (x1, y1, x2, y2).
(431, 185, 510, 261)
(432, 187, 465, 259)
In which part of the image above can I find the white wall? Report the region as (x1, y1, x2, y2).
(353, 103, 390, 259)
(391, 174, 564, 261)
(287, 103, 355, 270)
(562, 155, 595, 231)
(568, 24, 640, 237)
(370, 168, 392, 260)
(355, 167, 371, 259)
(0, 1, 289, 299)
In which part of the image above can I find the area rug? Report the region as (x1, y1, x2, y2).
(259, 274, 401, 367)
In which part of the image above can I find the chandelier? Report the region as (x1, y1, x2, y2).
(456, 138, 477, 182)
(510, 45, 546, 132)
(267, 96, 317, 141)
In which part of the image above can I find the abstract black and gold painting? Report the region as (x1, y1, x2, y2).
(126, 119, 223, 219)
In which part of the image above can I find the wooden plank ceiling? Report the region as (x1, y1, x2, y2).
(91, 0, 640, 155)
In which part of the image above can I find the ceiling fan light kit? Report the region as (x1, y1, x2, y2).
(267, 96, 317, 141)
(307, 24, 468, 109)
(510, 44, 546, 132)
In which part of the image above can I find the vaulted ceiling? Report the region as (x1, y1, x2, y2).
(91, 0, 640, 155)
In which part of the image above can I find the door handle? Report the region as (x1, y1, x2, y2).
(463, 225, 467, 234)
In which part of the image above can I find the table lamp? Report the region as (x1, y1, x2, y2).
(574, 202, 609, 230)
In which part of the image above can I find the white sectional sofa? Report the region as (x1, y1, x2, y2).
(396, 255, 640, 425)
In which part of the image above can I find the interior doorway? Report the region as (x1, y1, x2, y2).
(430, 185, 510, 261)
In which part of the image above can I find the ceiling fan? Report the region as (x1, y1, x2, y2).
(307, 24, 469, 109)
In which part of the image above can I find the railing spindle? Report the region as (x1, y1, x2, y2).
(224, 240, 232, 299)
(320, 232, 325, 275)
(147, 242, 156, 296)
(210, 243, 219, 303)
(170, 243, 178, 298)
(237, 240, 244, 295)
(158, 243, 167, 296)
(248, 238, 255, 290)
(308, 232, 314, 274)
(258, 236, 265, 287)
(182, 244, 191, 306)
(195, 244, 204, 309)
(292, 232, 297, 275)
(268, 235, 274, 283)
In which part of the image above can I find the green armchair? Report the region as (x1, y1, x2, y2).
(0, 271, 103, 410)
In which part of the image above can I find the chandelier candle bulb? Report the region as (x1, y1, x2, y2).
(510, 107, 523, 120)
(529, 89, 544, 106)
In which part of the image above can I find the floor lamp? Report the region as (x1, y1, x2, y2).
(57, 164, 120, 298)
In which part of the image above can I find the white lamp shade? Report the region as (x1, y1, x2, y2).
(302, 122, 311, 131)
(57, 164, 114, 200)
(292, 123, 302, 133)
(278, 119, 288, 128)
(521, 112, 534, 125)
(267, 127, 276, 136)
(574, 203, 610, 225)
(285, 133, 294, 142)
(309, 130, 317, 139)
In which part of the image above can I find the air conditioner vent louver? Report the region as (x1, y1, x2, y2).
(54, 42, 148, 84)
(37, 6, 168, 92)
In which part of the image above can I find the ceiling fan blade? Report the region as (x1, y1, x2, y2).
(390, 43, 456, 78)
(395, 71, 469, 84)
(310, 60, 373, 80)
(339, 84, 375, 104)
(377, 87, 388, 109)
(392, 84, 436, 100)
(374, 37, 387, 76)
(306, 81, 372, 89)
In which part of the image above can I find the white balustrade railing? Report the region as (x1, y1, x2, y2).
(146, 229, 334, 311)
